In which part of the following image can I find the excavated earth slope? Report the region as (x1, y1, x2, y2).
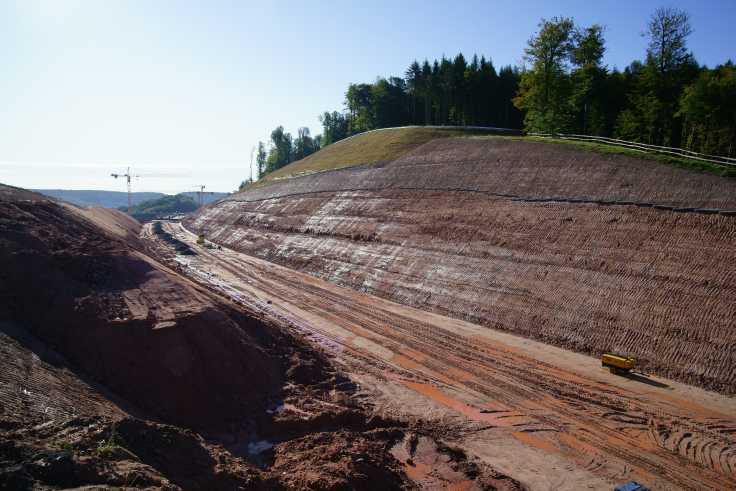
(1, 184, 517, 490)
(187, 137, 736, 394)
(0, 186, 282, 432)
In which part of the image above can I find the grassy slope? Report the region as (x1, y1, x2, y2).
(255, 127, 510, 185)
(251, 127, 735, 190)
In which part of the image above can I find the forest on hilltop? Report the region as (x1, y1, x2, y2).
(122, 194, 197, 222)
(244, 6, 735, 187)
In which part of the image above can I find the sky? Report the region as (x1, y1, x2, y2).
(1, 0, 734, 193)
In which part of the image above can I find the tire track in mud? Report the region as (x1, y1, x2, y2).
(191, 190, 736, 394)
(161, 223, 736, 490)
(227, 253, 736, 489)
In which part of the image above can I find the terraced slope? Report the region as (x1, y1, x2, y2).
(187, 137, 736, 393)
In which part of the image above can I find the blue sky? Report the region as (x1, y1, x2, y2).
(1, 0, 734, 193)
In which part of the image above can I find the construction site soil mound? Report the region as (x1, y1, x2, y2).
(1, 184, 514, 489)
(0, 187, 282, 432)
(187, 138, 736, 394)
(64, 204, 143, 241)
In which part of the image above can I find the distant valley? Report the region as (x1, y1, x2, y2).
(34, 189, 229, 209)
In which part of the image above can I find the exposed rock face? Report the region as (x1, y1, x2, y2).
(187, 138, 736, 393)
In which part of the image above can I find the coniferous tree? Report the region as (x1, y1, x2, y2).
(451, 54, 468, 124)
(421, 60, 433, 124)
(405, 61, 423, 124)
(498, 66, 522, 128)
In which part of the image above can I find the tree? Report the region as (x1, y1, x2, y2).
(450, 53, 468, 124)
(514, 17, 576, 132)
(319, 111, 349, 145)
(255, 141, 266, 179)
(420, 60, 433, 124)
(293, 127, 316, 161)
(345, 83, 373, 133)
(371, 77, 409, 128)
(569, 24, 607, 134)
(678, 62, 736, 156)
(646, 7, 692, 76)
(600, 68, 630, 135)
(464, 55, 481, 125)
(498, 66, 522, 128)
(405, 61, 424, 124)
(264, 126, 292, 174)
(617, 7, 698, 145)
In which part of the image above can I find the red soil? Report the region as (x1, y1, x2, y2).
(1, 184, 513, 489)
(0, 188, 281, 432)
(186, 138, 736, 394)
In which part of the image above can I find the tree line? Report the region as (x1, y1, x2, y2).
(246, 55, 523, 186)
(515, 7, 735, 156)
(247, 6, 735, 185)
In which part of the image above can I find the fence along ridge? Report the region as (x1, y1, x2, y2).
(323, 126, 735, 166)
(529, 132, 736, 167)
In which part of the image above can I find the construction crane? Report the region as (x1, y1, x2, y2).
(110, 167, 138, 211)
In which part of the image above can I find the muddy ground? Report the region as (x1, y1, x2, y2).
(186, 139, 736, 394)
(0, 184, 512, 490)
(147, 220, 736, 490)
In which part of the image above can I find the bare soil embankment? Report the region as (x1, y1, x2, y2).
(187, 137, 736, 394)
(152, 219, 736, 490)
(0, 187, 281, 432)
(1, 184, 514, 490)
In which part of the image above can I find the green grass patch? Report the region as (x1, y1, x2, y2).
(252, 127, 514, 187)
(521, 136, 736, 178)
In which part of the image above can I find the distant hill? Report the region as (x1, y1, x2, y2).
(34, 189, 165, 208)
(178, 191, 229, 205)
(33, 189, 229, 208)
(124, 194, 198, 222)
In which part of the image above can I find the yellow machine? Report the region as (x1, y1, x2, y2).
(197, 234, 205, 245)
(602, 353, 635, 375)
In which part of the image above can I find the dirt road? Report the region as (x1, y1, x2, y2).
(145, 221, 736, 490)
